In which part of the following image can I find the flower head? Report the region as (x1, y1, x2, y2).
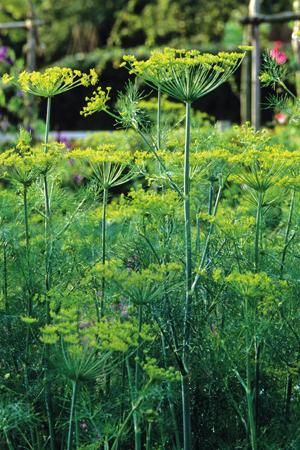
(0, 130, 64, 185)
(270, 41, 287, 65)
(121, 47, 246, 103)
(81, 86, 111, 116)
(2, 67, 98, 97)
(274, 112, 287, 124)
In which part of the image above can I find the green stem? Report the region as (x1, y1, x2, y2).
(254, 340, 262, 424)
(24, 185, 30, 253)
(126, 356, 142, 450)
(139, 128, 182, 197)
(100, 186, 108, 319)
(106, 107, 182, 197)
(254, 192, 263, 273)
(120, 355, 126, 422)
(67, 381, 78, 450)
(191, 177, 223, 292)
(43, 96, 55, 450)
(4, 430, 14, 450)
(145, 422, 152, 450)
(161, 333, 181, 449)
(133, 306, 143, 450)
(182, 101, 192, 450)
(3, 242, 8, 315)
(284, 373, 292, 422)
(45, 97, 52, 147)
(111, 380, 147, 450)
(278, 80, 297, 100)
(246, 384, 257, 450)
(157, 88, 161, 149)
(207, 180, 214, 261)
(44, 96, 52, 320)
(23, 183, 34, 443)
(245, 297, 257, 450)
(23, 184, 32, 315)
(280, 189, 295, 279)
(44, 385, 55, 450)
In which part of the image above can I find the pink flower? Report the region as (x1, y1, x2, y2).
(274, 112, 287, 124)
(270, 41, 287, 65)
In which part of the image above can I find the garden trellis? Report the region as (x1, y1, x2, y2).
(0, 2, 44, 130)
(241, 0, 300, 129)
(0, 2, 43, 71)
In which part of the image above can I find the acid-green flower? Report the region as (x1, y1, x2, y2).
(121, 47, 246, 103)
(2, 67, 98, 97)
(81, 86, 112, 116)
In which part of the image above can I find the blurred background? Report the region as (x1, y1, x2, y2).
(0, 0, 296, 132)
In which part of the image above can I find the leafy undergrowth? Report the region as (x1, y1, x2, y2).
(0, 51, 299, 449)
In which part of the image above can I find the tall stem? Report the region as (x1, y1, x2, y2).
(133, 306, 143, 450)
(157, 88, 161, 149)
(23, 184, 32, 315)
(284, 373, 293, 422)
(254, 192, 263, 273)
(251, 192, 263, 448)
(4, 431, 14, 450)
(145, 422, 152, 450)
(43, 96, 55, 450)
(44, 96, 52, 316)
(191, 177, 223, 293)
(280, 189, 295, 278)
(206, 180, 214, 261)
(100, 186, 108, 319)
(67, 381, 78, 450)
(23, 183, 33, 406)
(245, 297, 257, 450)
(3, 242, 8, 315)
(181, 101, 192, 450)
(126, 356, 142, 450)
(161, 333, 181, 449)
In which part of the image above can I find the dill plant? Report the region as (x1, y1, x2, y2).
(1, 46, 300, 450)
(69, 145, 137, 319)
(1, 66, 99, 450)
(83, 46, 247, 450)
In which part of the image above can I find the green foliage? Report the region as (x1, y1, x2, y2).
(0, 48, 300, 450)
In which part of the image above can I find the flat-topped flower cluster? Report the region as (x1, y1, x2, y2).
(2, 67, 98, 97)
(121, 47, 247, 102)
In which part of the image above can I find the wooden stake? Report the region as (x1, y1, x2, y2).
(241, 26, 252, 123)
(249, 0, 261, 130)
(26, 1, 37, 71)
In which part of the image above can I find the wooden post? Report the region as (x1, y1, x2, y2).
(292, 0, 300, 96)
(26, 0, 36, 71)
(240, 25, 252, 123)
(24, 1, 41, 134)
(249, 0, 261, 130)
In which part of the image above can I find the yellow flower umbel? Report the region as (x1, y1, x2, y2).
(121, 47, 246, 103)
(2, 67, 98, 97)
(81, 86, 112, 116)
(2, 68, 98, 314)
(0, 129, 64, 186)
